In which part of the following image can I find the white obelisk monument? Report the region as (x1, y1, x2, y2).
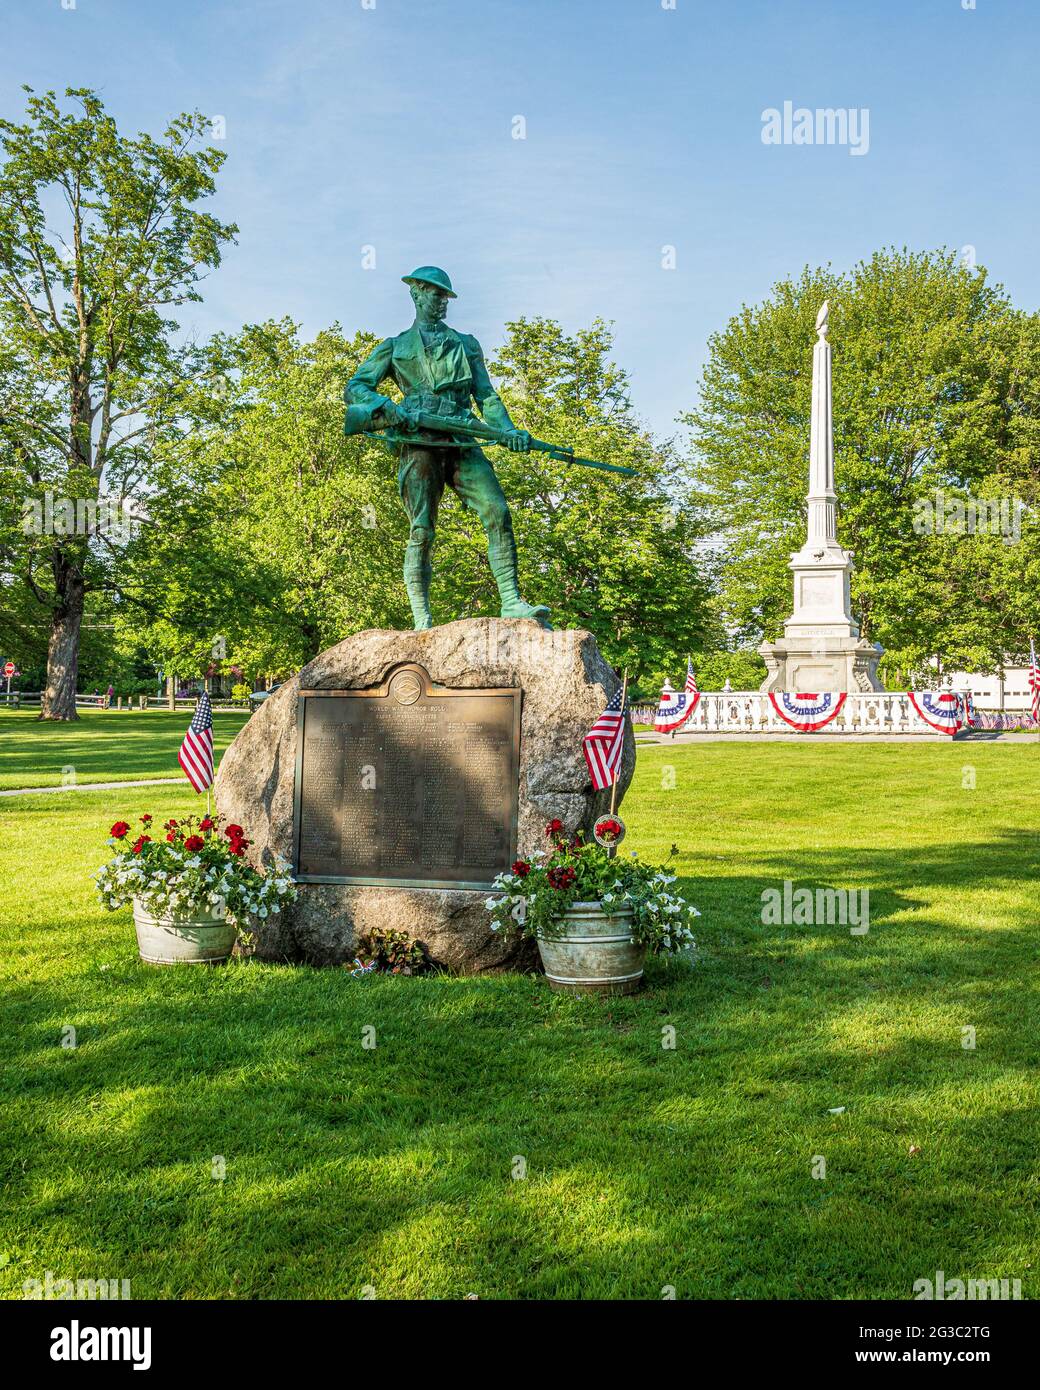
(759, 301, 883, 692)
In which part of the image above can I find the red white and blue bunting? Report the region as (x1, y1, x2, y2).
(654, 687, 701, 733)
(651, 689, 976, 735)
(768, 691, 847, 732)
(907, 691, 963, 737)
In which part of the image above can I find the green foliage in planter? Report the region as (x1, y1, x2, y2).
(486, 820, 699, 953)
(356, 927, 434, 976)
(94, 811, 296, 935)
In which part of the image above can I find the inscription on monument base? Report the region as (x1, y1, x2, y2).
(292, 664, 520, 889)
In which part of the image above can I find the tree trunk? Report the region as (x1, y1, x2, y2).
(39, 565, 85, 721)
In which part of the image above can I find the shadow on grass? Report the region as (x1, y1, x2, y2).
(2, 831, 1038, 1299)
(0, 711, 247, 788)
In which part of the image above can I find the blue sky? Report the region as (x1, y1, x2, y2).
(3, 0, 1037, 437)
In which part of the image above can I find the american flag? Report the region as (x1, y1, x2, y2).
(583, 683, 628, 792)
(654, 658, 700, 734)
(179, 691, 214, 793)
(1030, 640, 1040, 722)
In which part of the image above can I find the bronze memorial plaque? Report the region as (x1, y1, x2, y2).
(292, 664, 521, 889)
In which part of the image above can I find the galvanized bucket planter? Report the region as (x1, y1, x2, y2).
(132, 899, 237, 966)
(536, 901, 645, 996)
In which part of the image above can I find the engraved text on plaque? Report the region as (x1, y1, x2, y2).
(292, 664, 521, 889)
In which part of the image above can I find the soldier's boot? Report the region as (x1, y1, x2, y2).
(403, 535, 434, 630)
(488, 532, 552, 630)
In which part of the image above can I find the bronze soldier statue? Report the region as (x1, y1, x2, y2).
(344, 266, 551, 631)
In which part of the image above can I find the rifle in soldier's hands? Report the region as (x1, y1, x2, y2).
(346, 403, 636, 478)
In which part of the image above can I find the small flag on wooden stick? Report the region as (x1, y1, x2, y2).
(179, 691, 214, 794)
(1029, 638, 1040, 727)
(654, 657, 700, 734)
(583, 673, 628, 794)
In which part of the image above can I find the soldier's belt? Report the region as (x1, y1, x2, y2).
(402, 390, 471, 416)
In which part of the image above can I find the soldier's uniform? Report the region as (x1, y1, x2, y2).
(344, 267, 549, 630)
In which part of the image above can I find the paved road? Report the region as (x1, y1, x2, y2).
(0, 777, 183, 798)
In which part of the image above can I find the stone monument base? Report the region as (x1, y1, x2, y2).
(758, 634, 884, 693)
(214, 619, 634, 973)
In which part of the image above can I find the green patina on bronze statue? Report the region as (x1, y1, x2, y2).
(344, 266, 633, 632)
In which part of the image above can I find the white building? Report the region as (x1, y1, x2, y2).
(938, 665, 1033, 712)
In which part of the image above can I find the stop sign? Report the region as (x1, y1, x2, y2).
(3, 661, 14, 678)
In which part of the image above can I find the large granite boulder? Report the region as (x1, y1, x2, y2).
(214, 618, 634, 973)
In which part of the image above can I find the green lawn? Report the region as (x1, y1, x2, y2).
(1, 740, 1038, 1299)
(0, 708, 250, 790)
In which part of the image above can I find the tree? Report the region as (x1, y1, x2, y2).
(685, 248, 1040, 679)
(477, 317, 710, 680)
(120, 320, 408, 681)
(209, 321, 410, 670)
(128, 316, 711, 687)
(0, 88, 235, 717)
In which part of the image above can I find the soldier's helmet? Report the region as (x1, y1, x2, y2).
(401, 266, 457, 298)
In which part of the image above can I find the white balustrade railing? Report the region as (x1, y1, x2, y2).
(649, 691, 960, 735)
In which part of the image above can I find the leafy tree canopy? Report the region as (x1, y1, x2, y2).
(685, 247, 1040, 679)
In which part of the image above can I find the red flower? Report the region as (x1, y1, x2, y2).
(166, 831, 179, 843)
(110, 821, 130, 839)
(228, 839, 247, 857)
(545, 818, 563, 836)
(199, 817, 215, 832)
(184, 835, 205, 851)
(511, 859, 531, 877)
(225, 824, 244, 841)
(131, 835, 152, 855)
(140, 814, 152, 824)
(547, 865, 576, 891)
(163, 819, 179, 831)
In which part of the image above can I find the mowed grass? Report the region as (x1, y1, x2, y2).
(1, 739, 1038, 1299)
(0, 708, 249, 790)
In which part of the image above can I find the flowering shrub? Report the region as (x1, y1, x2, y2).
(485, 821, 699, 954)
(94, 812, 296, 936)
